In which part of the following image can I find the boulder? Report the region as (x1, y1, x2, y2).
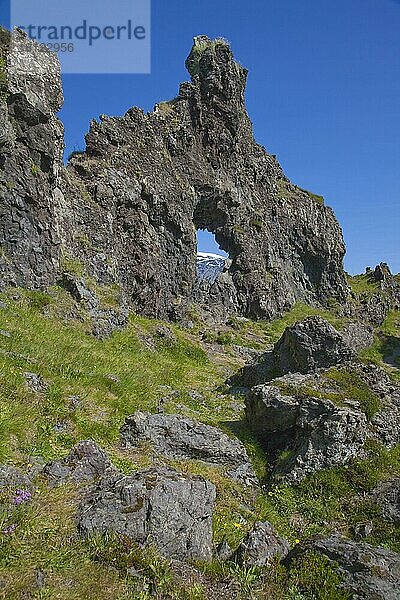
(371, 479, 400, 525)
(120, 412, 257, 486)
(0, 465, 32, 491)
(273, 316, 355, 376)
(43, 440, 115, 486)
(234, 521, 290, 567)
(238, 317, 356, 388)
(246, 376, 368, 482)
(287, 535, 400, 600)
(78, 466, 215, 561)
(340, 322, 374, 353)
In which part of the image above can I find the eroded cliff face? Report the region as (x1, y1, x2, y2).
(0, 29, 64, 289)
(0, 30, 349, 321)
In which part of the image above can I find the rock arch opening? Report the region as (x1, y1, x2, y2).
(196, 229, 228, 284)
(191, 196, 239, 321)
(193, 194, 231, 285)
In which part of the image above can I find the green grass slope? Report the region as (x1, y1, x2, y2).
(0, 287, 399, 599)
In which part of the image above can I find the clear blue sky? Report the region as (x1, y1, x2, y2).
(1, 0, 399, 274)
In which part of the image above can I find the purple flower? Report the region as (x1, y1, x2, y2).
(2, 524, 16, 535)
(12, 489, 32, 505)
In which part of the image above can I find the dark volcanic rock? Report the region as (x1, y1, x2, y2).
(340, 321, 374, 353)
(1, 30, 348, 322)
(245, 359, 400, 482)
(43, 440, 115, 486)
(0, 28, 64, 290)
(78, 466, 215, 561)
(342, 263, 400, 327)
(273, 316, 355, 376)
(0, 464, 32, 490)
(373, 262, 393, 284)
(371, 479, 400, 526)
(288, 535, 400, 600)
(120, 411, 257, 486)
(239, 316, 355, 388)
(246, 374, 368, 482)
(234, 521, 290, 567)
(344, 292, 392, 327)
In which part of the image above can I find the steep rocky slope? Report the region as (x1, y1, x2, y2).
(1, 29, 348, 322)
(1, 25, 400, 600)
(0, 279, 399, 599)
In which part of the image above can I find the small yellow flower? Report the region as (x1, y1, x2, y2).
(294, 539, 300, 544)
(233, 522, 242, 529)
(27, 463, 33, 468)
(36, 489, 41, 494)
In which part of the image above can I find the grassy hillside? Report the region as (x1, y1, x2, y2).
(0, 286, 399, 599)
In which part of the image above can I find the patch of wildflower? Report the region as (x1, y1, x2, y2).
(12, 489, 32, 505)
(2, 523, 16, 535)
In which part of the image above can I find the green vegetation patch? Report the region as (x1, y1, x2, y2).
(289, 551, 350, 600)
(0, 289, 217, 465)
(255, 441, 400, 552)
(346, 272, 380, 296)
(323, 367, 381, 419)
(362, 309, 400, 370)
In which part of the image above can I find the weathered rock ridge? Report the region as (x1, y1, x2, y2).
(0, 30, 349, 321)
(244, 317, 400, 482)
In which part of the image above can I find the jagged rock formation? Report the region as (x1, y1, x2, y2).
(342, 263, 400, 326)
(1, 29, 349, 321)
(120, 411, 258, 486)
(243, 318, 400, 482)
(0, 29, 64, 289)
(239, 316, 356, 387)
(247, 375, 369, 483)
(41, 441, 217, 561)
(272, 316, 355, 375)
(287, 535, 400, 600)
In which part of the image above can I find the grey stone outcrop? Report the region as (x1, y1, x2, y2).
(78, 466, 215, 561)
(120, 411, 257, 486)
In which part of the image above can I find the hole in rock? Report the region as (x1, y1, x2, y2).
(196, 229, 229, 284)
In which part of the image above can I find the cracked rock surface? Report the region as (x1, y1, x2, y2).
(78, 466, 216, 561)
(120, 411, 258, 486)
